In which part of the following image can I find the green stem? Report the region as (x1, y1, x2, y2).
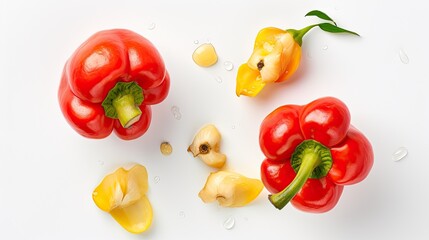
(287, 24, 319, 46)
(268, 140, 332, 210)
(101, 82, 144, 128)
(269, 152, 320, 210)
(112, 94, 142, 128)
(287, 21, 359, 47)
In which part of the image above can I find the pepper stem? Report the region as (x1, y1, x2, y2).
(287, 24, 319, 46)
(268, 140, 333, 210)
(113, 94, 142, 128)
(268, 152, 319, 209)
(102, 82, 144, 128)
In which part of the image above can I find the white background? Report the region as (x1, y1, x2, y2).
(1, 0, 428, 239)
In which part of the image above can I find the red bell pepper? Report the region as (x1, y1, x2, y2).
(58, 29, 170, 140)
(259, 97, 373, 213)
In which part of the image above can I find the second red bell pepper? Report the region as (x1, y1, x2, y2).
(259, 97, 373, 212)
(58, 29, 170, 140)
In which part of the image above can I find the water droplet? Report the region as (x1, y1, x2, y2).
(306, 51, 312, 59)
(160, 142, 173, 156)
(223, 216, 235, 230)
(171, 106, 182, 120)
(173, 112, 182, 120)
(171, 106, 179, 112)
(215, 76, 223, 83)
(179, 211, 186, 218)
(147, 22, 156, 30)
(322, 45, 328, 50)
(232, 125, 236, 130)
(193, 40, 199, 44)
(154, 176, 161, 184)
(92, 191, 98, 196)
(224, 61, 234, 71)
(399, 49, 409, 64)
(392, 147, 408, 162)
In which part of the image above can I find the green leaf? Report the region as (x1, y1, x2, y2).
(318, 23, 360, 36)
(305, 10, 337, 26)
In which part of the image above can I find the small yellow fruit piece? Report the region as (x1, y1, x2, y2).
(188, 124, 226, 168)
(192, 43, 218, 67)
(160, 142, 173, 156)
(92, 164, 153, 234)
(198, 171, 263, 207)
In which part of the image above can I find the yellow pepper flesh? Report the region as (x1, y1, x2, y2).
(110, 196, 153, 234)
(93, 164, 153, 234)
(198, 171, 263, 207)
(236, 27, 302, 97)
(236, 64, 266, 97)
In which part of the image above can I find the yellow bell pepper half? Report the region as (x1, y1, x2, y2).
(236, 27, 302, 97)
(92, 164, 153, 234)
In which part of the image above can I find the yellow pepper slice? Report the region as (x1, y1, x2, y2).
(92, 164, 152, 234)
(198, 171, 263, 207)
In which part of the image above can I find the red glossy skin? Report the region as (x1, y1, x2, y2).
(260, 97, 373, 213)
(329, 126, 374, 185)
(291, 178, 344, 213)
(260, 159, 295, 193)
(58, 29, 169, 140)
(259, 105, 304, 161)
(299, 97, 350, 147)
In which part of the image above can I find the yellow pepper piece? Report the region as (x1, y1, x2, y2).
(110, 196, 153, 234)
(198, 171, 263, 207)
(92, 164, 153, 234)
(236, 27, 301, 97)
(236, 64, 266, 97)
